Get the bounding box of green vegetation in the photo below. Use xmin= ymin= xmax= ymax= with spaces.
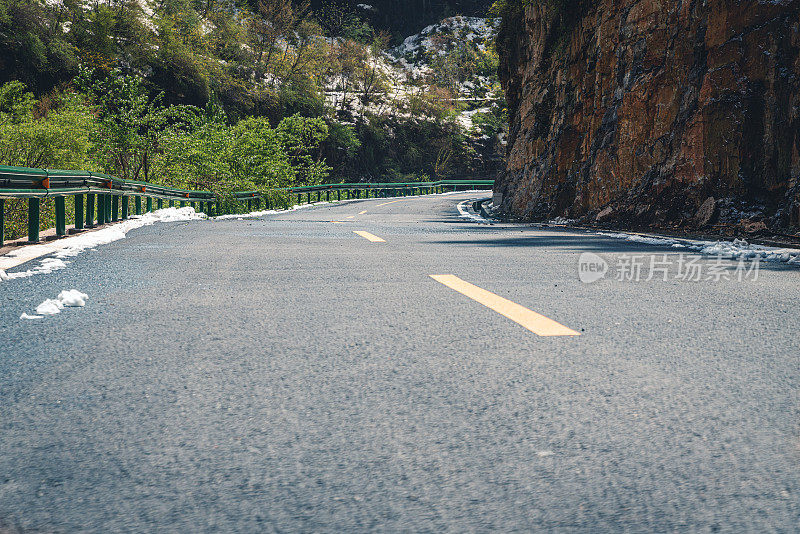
xmin=0 ymin=0 xmax=502 ymax=239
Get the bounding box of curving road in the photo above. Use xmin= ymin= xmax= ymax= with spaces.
xmin=0 ymin=192 xmax=798 ymax=532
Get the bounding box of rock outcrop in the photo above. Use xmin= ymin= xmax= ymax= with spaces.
xmin=495 ymin=0 xmax=800 ymax=234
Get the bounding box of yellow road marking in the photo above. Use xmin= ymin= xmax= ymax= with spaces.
xmin=346 ymin=215 xmax=355 ymax=219
xmin=359 ymin=210 xmax=368 ymax=215
xmin=429 ymin=275 xmax=580 ymax=337
xmin=376 ymin=199 xmax=407 ymax=207
xmin=331 ymin=221 xmax=345 ymax=224
xmin=354 ymin=231 xmax=386 ymax=242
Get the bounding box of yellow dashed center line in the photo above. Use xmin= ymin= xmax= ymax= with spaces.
xmin=346 ymin=215 xmax=355 ymax=219
xmin=376 ymin=199 xmax=407 ymax=207
xmin=359 ymin=210 xmax=368 ymax=215
xmin=429 ymin=274 xmax=580 ymax=337
xmin=354 ymin=231 xmax=386 ymax=242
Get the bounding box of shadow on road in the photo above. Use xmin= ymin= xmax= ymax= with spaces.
xmin=426 ymin=231 xmax=800 ymax=272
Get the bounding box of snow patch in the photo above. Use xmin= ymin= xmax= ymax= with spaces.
xmin=24 ymin=290 xmax=89 ymax=319
xmin=1 ymin=207 xmax=204 ymax=283
xmin=456 ymin=197 xmax=493 ymax=223
xmin=35 ymin=299 xmax=63 ymax=315
xmin=58 ymin=289 xmax=89 ymax=307
xmin=597 ymin=232 xmax=680 ymax=246
xmin=597 ymin=232 xmax=800 ymax=264
xmin=213 ymin=198 xmax=365 ymax=220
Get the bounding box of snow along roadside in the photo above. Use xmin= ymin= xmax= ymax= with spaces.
xmin=458 ymin=200 xmax=800 ymax=265
xmin=212 ymin=198 xmax=363 ymax=220
xmin=215 ymin=191 xmax=472 ymax=220
xmin=0 ymin=207 xmax=205 ymax=282
xmin=595 ymin=232 xmax=800 ymax=264
xmin=456 ymin=194 xmax=494 ymax=224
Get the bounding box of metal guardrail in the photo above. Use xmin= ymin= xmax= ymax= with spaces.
xmin=233 ymin=180 xmax=495 ymax=211
xmin=0 ymin=164 xmax=493 ymax=246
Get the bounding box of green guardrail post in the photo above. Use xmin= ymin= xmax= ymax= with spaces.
xmin=337 ymin=190 xmax=341 ymax=202
xmin=105 ymin=194 xmax=111 ymax=224
xmin=316 ymin=191 xmax=321 ymax=202
xmin=27 ymin=198 xmax=40 ymax=243
xmin=296 ymin=194 xmax=301 ymax=205
xmin=190 ymin=201 xmax=195 ymax=210
xmin=55 ymin=196 xmax=66 ymax=237
xmin=146 ymin=196 xmax=152 ymax=213
xmin=112 ymin=195 xmax=119 ymax=222
xmin=121 ymin=196 xmax=129 ymax=220
xmin=135 ymin=196 xmax=142 ymax=215
xmin=97 ymin=194 xmax=106 ymax=225
xmin=0 ymin=199 xmax=4 ymax=247
xmin=157 ymin=198 xmax=163 ymax=210
xmin=86 ymin=193 xmax=95 ymax=228
xmin=73 ymin=195 xmax=83 ymax=231
xmin=96 ymin=194 xmax=103 ymax=225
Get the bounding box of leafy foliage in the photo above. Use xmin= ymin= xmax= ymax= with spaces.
xmin=0 ymin=84 xmax=96 ymax=169
xmin=0 ymin=0 xmax=503 ymax=237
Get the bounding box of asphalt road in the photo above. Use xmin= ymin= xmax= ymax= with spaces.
xmin=1 ymin=193 xmax=798 ymax=532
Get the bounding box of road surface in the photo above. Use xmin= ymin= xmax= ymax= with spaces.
xmin=1 ymin=192 xmax=798 ymax=532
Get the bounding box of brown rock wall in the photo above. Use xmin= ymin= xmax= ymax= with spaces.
xmin=496 ymin=0 xmax=800 ymax=232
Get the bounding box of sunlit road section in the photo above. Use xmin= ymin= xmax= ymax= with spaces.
xmin=0 ymin=192 xmax=797 ymax=532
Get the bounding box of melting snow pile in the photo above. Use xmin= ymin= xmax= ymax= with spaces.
xmin=597 ymin=233 xmax=800 ymax=264
xmin=21 ymin=290 xmax=89 ymax=320
xmin=1 ymin=207 xmax=204 ymax=283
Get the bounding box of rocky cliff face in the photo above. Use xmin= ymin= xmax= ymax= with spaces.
xmin=495 ymin=0 xmax=800 ymax=234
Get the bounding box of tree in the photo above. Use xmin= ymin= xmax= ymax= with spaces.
xmin=247 ymin=0 xmax=297 ymax=77
xmin=231 ymin=117 xmax=296 ymax=189
xmin=276 ymin=114 xmax=330 ymax=185
xmin=0 ymin=81 xmax=96 ymax=169
xmin=77 ymin=67 xmax=169 ymax=181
